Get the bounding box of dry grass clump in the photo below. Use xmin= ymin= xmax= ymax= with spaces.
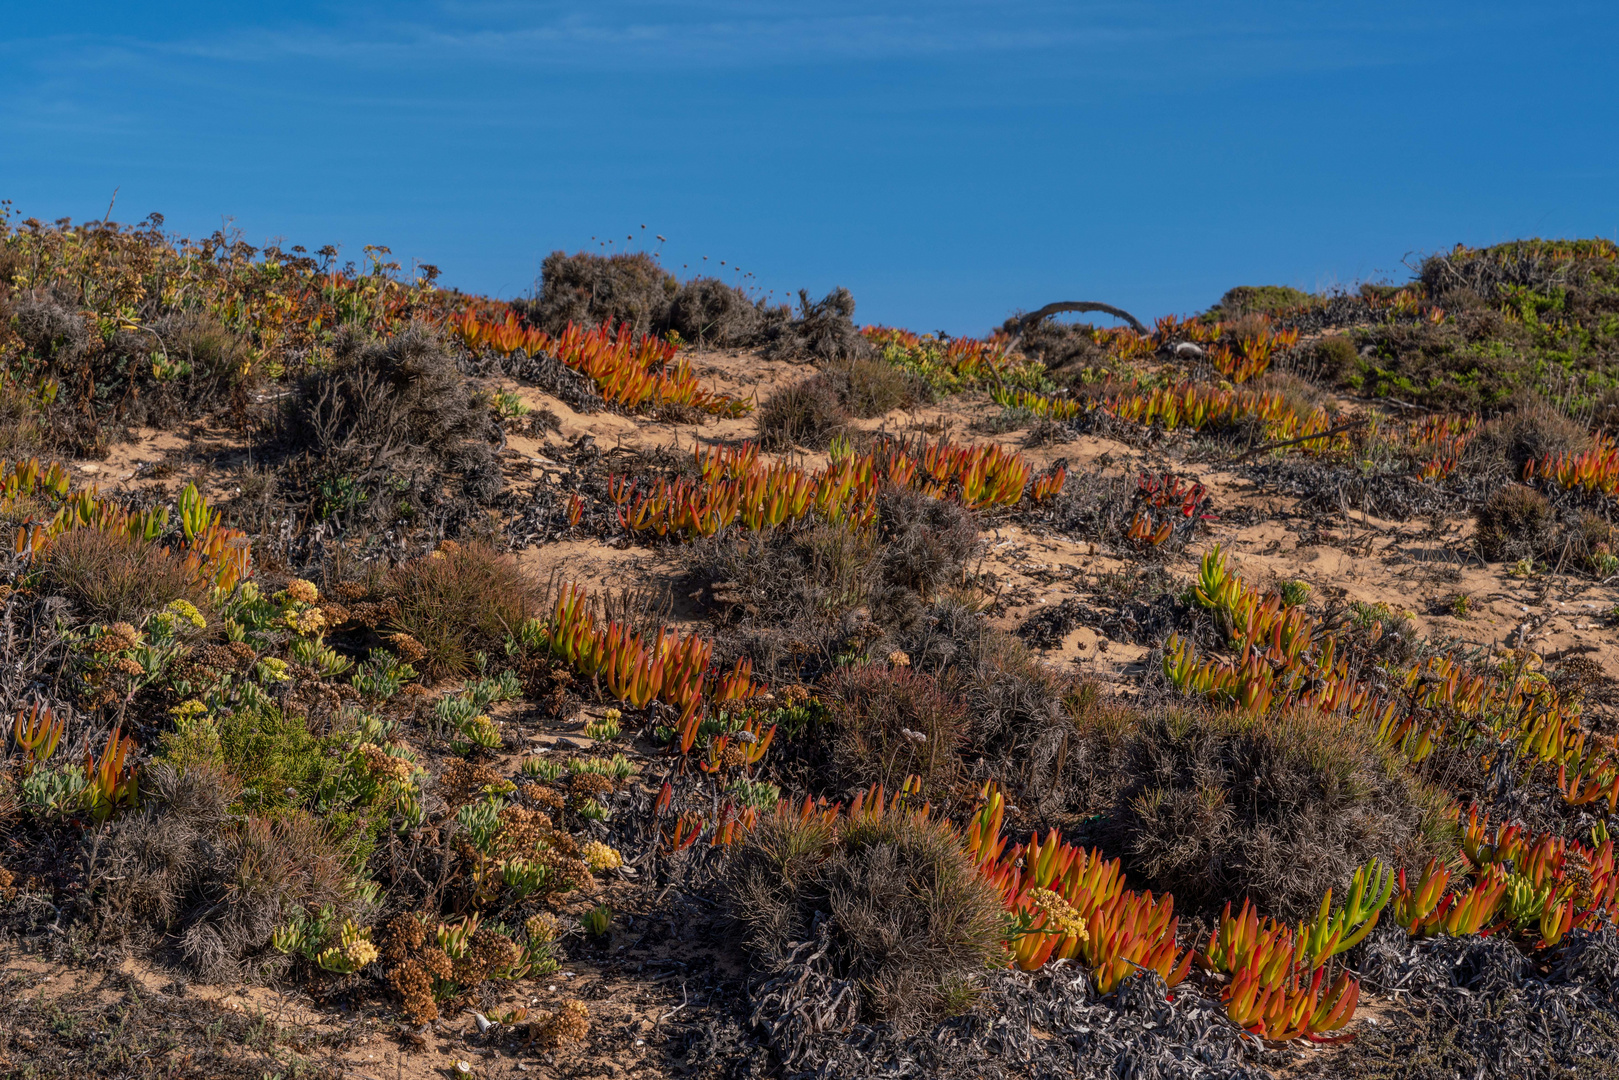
xmin=1466 ymin=397 xmax=1590 ymax=480
xmin=726 ymin=808 xmax=1003 ymax=1029
xmin=666 ymin=276 xmax=778 ymax=348
xmin=520 ymin=250 xmax=678 ymax=337
xmin=755 ymin=375 xmax=849 ymax=450
xmin=86 ymin=781 xmax=363 ymax=982
xmin=1473 ymin=484 xmax=1558 ymax=563
xmin=827 ymin=664 xmax=968 ymax=790
xmin=822 ymin=357 xmax=929 ymax=418
xmin=762 ymin=287 xmax=873 ymax=363
xmin=385 ymin=541 xmax=541 ymax=681
xmin=1081 ymin=705 xmax=1450 ymax=921
xmin=43 ymin=527 xmax=211 ymax=623
xmin=288 ymin=323 xmax=502 ymax=511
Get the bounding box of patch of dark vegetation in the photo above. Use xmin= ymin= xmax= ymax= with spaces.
xmin=995 ymin=313 xmax=1113 ymax=378
xmin=285 ymin=323 xmax=504 ymax=522
xmin=1072 ymin=706 xmax=1453 ymax=921
xmin=751 ymin=965 xmax=1266 ymax=1079
xmin=1474 ymin=484 xmax=1558 ymax=563
xmin=667 ymin=275 xmax=783 ymax=348
xmin=0 ymin=965 xmax=347 ymax=1079
xmin=517 ymin=250 xmax=678 ymax=338
xmin=726 ymin=804 xmax=1004 ymax=1032
xmin=755 ymin=374 xmax=849 ymax=450
xmin=762 ymin=287 xmax=874 ymax=363
xmin=1307 ymin=926 xmax=1619 ymax=1079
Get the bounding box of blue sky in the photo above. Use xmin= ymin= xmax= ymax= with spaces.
xmin=3 ymin=2 xmax=1616 ymax=335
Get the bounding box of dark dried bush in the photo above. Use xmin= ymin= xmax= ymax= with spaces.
xmin=691 ymin=522 xmax=876 ymax=678
xmin=996 ymin=314 xmax=1109 ymax=375
xmin=178 ymin=811 xmax=360 ymax=981
xmin=1474 ymin=484 xmax=1557 ymax=562
xmin=726 ymin=807 xmax=1004 ymax=1030
xmin=1466 ymin=397 xmax=1590 ymax=481
xmin=287 ymin=323 xmax=502 ymax=511
xmin=666 ymin=276 xmax=768 ymax=347
xmin=827 ymin=664 xmax=969 ymax=791
xmin=822 ymin=358 xmax=928 ymax=418
xmin=83 ymin=761 xmax=360 ymax=981
xmin=756 ymin=375 xmax=848 ymax=450
xmin=385 ymin=542 xmax=542 ymax=681
xmin=762 ymin=287 xmax=873 ymax=363
xmin=84 ymin=762 xmax=239 ymax=940
xmin=43 ymin=527 xmax=211 ymax=623
xmin=1079 ymin=706 xmax=1451 ymax=920
xmin=519 ymin=250 xmax=678 ymax=337
xmin=868 ymin=487 xmax=979 ymax=630
xmin=897 ymin=597 xmax=1073 ymax=806
xmin=9 ymin=287 xmax=90 ymax=365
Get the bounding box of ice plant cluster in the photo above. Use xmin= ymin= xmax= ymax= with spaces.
xmin=1525 ymin=432 xmax=1619 ymax=500
xmin=532 ymin=583 xmax=766 ymax=755
xmin=861 ymin=326 xmax=1043 ymax=393
xmin=609 ymin=436 xmax=1040 ymax=542
xmin=1165 ymin=548 xmax=1616 ymax=814
xmin=3 ymin=463 xmax=252 ymax=592
xmin=449 ymin=311 xmax=751 ymax=417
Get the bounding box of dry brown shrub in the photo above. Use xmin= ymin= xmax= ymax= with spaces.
xmin=725 ymin=808 xmax=1003 ymax=1031
xmin=43 ymin=527 xmax=210 ymax=623
xmin=828 ymin=664 xmax=968 ymax=791
xmin=384 ymin=542 xmax=541 ymax=681
xmin=755 ymin=375 xmax=848 ymax=450
xmin=1474 ymin=484 xmax=1557 ymax=562
xmin=1080 ymin=705 xmax=1452 ymax=921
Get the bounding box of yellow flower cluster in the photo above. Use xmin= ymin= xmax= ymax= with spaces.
xmin=1026 ymin=888 xmax=1089 ymax=942
xmin=525 ymin=912 xmax=563 ymax=944
xmin=170 ymin=698 xmax=208 ymax=720
xmin=580 ymin=839 xmax=623 ymax=873
xmin=258 ymin=656 xmax=291 ymax=682
xmin=344 ymin=938 xmax=380 ymax=967
xmin=166 ymin=599 xmax=207 ymax=629
xmin=285 ymin=606 xmax=327 ymax=636
xmin=283 ymin=579 xmax=320 ymax=605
